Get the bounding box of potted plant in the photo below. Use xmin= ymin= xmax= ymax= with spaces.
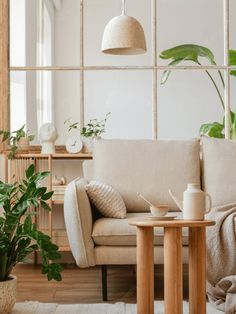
xmin=0 ymin=164 xmax=63 ymax=313
xmin=0 ymin=125 xmax=35 ymax=159
xmin=159 ymin=44 xmax=236 ymax=138
xmin=64 ymin=112 xmax=111 ymax=154
xmin=81 ymin=112 xmax=111 ymax=153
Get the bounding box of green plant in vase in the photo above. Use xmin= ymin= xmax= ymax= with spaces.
xmin=0 ymin=164 xmax=63 ymax=312
xmin=81 ymin=112 xmax=111 ymax=153
xmin=159 ymin=44 xmax=236 ymax=139
xmin=81 ymin=112 xmax=111 ymax=138
xmin=0 ymin=124 xmax=35 ymax=159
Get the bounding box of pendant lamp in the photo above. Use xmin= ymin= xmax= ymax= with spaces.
xmin=101 ymin=0 xmax=147 ymax=55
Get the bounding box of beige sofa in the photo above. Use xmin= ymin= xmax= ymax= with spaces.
xmin=64 ymin=138 xmax=233 ymax=300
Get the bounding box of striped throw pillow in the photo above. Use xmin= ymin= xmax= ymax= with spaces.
xmin=85 ymin=181 xmax=126 ymax=218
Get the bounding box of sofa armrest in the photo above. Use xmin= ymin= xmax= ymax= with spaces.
xmin=64 ymin=178 xmax=95 ymax=267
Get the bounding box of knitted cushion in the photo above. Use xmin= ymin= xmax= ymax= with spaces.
xmin=85 ymin=181 xmax=126 ymax=218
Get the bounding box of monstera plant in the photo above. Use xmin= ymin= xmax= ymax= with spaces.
xmin=160 ymin=44 xmax=236 ymax=139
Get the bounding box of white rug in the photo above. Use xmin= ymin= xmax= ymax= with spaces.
xmin=13 ymin=301 xmax=222 ymax=314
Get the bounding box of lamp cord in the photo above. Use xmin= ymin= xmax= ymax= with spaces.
xmin=122 ymin=0 xmax=126 ymax=15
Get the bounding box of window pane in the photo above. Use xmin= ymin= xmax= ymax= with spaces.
xmin=84 ymin=70 xmax=153 ymax=139
xmin=10 ymin=0 xmax=80 ymax=66
xmin=157 ymin=70 xmax=224 ymax=139
xmin=157 ymin=0 xmax=224 ymax=66
xmin=84 ymin=0 xmax=152 ymax=66
xmin=10 ymin=71 xmax=81 ymax=145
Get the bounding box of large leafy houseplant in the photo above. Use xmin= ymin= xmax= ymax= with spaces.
xmin=0 ymin=164 xmax=63 ymax=282
xmin=160 ymin=44 xmax=236 ymax=139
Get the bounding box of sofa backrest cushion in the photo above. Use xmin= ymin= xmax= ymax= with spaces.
xmin=92 ymin=139 xmax=200 ymax=212
xmin=202 ymin=137 xmax=236 ymax=206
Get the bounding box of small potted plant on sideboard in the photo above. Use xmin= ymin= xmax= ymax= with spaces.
xmin=0 ymin=164 xmax=63 ymax=313
xmin=0 ymin=124 xmax=35 ymax=159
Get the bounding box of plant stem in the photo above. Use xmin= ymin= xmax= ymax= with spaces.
xmin=212 ymin=61 xmax=225 ymax=89
xmin=218 ymin=70 xmax=225 ymax=88
xmin=0 ymin=254 xmax=7 ymax=281
xmin=205 ymin=70 xmax=225 ymax=109
xmin=197 ymin=61 xmax=225 ymax=109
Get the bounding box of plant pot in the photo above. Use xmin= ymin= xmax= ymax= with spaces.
xmin=82 ymin=136 xmax=101 ymax=154
xmin=0 ymin=275 xmax=17 ymax=314
xmin=17 ymin=137 xmax=30 ymax=151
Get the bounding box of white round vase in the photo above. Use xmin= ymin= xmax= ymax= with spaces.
xmin=82 ymin=136 xmax=101 ymax=154
xmin=0 ymin=275 xmax=17 ymax=314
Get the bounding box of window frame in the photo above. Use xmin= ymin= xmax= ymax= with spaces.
xmin=0 ymin=0 xmax=234 ymax=151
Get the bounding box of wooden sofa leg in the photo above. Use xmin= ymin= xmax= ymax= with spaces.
xmin=102 ymin=265 xmax=108 ymax=301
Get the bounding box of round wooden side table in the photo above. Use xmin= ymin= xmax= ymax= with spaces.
xmin=128 ymin=218 xmax=215 ymax=314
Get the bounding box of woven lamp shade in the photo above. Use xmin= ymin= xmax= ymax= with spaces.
xmin=101 ymin=14 xmax=147 ymax=55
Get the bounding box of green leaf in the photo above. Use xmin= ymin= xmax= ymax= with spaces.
xmin=24 ymin=215 xmax=32 ymax=234
xmin=161 ymin=59 xmax=183 ymax=85
xmin=231 ymin=108 xmax=236 ymax=139
xmin=41 ymin=191 xmax=54 ymax=201
xmin=34 ymin=187 xmax=47 ymax=197
xmin=222 ymin=111 xmax=234 ymax=127
xmin=46 ymin=251 xmax=61 ymax=260
xmin=2 ymin=131 xmax=10 ymax=142
xmin=160 ymin=44 xmax=216 ymax=65
xmin=26 ymin=164 xmax=35 ymax=179
xmin=27 ymin=135 xmax=35 ymax=142
xmin=30 ymin=199 xmax=39 ymax=208
xmin=41 ymin=242 xmax=59 ymax=251
xmin=30 ymin=172 xmax=50 ymax=183
xmin=199 ymin=122 xmax=224 ymax=138
xmin=229 ymin=50 xmax=236 ymax=77
xmin=40 ymin=200 xmax=51 ymax=211
xmin=229 ymin=50 xmax=236 ymax=65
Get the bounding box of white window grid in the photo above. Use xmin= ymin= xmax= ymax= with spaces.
xmin=9 ymin=0 xmax=235 ymax=139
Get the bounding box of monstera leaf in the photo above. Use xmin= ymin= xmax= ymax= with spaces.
xmin=160 ymin=44 xmax=236 ymax=139
xmin=160 ymin=44 xmax=216 ymax=64
xmin=160 ymin=44 xmax=217 ymax=85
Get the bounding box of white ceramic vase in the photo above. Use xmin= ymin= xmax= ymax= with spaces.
xmin=0 ymin=275 xmax=17 ymax=314
xmin=82 ymin=136 xmax=101 ymax=154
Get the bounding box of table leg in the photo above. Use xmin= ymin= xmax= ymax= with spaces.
xmin=189 ymin=227 xmax=206 ymax=314
xmin=136 ymin=226 xmax=154 ymax=314
xmin=164 ymin=227 xmax=183 ymax=314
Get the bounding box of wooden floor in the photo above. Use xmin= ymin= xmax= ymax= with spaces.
xmin=13 ymin=264 xmax=189 ymax=304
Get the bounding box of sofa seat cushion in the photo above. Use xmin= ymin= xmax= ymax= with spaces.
xmin=92 ymin=212 xmax=188 ymax=246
